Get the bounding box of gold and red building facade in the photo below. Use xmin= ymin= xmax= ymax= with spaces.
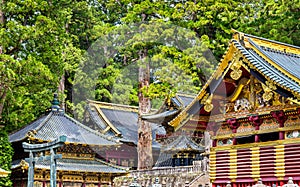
xmin=210 ymin=107 xmax=300 ymax=186
xmin=166 ymin=31 xmax=300 ymax=187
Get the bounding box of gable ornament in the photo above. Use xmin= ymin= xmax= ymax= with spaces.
xmin=201 ymin=93 xmax=214 ymax=112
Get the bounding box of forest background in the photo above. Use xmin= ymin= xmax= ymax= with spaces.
xmin=0 ymin=0 xmax=299 ymax=186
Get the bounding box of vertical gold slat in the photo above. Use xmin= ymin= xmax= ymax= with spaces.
xmin=210 ymin=151 xmax=217 ymax=183
xmin=274 ymin=145 xmax=285 ymax=180
xmin=229 ymin=149 xmax=237 ymax=182
xmin=251 ymin=147 xmax=260 ymax=180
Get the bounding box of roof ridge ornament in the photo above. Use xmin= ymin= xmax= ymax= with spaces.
xmin=51 ymin=93 xmax=64 ymax=113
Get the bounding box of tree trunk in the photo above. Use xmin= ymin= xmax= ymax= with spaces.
xmin=0 ymin=0 xmax=5 ymax=119
xmin=58 ymin=73 xmax=65 ymax=109
xmin=0 ymin=0 xmax=4 ymax=25
xmin=137 ymin=49 xmax=153 ymax=170
xmin=0 ymin=89 xmax=7 ymax=119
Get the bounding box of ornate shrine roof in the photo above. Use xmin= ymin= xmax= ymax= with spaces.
xmin=9 ymin=97 xmax=119 ymax=146
xmin=233 ymin=39 xmax=300 ymax=97
xmin=12 ymin=158 xmax=127 ymax=174
xmin=169 ymin=31 xmax=300 ymax=131
xmin=162 ymin=135 xmax=204 ymax=153
xmin=85 ymin=100 xmax=166 ymax=148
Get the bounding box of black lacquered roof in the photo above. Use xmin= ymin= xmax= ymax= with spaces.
xmin=9 ymin=111 xmax=118 ymax=146
xmin=141 ymin=94 xmax=194 ymax=123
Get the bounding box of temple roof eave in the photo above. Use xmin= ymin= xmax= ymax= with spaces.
xmin=233 ymin=39 xmax=300 ymax=97
xmin=162 ymin=135 xmax=205 ymax=153
xmin=12 ymin=158 xmax=128 ymax=174
xmin=141 ymin=109 xmax=181 ymax=123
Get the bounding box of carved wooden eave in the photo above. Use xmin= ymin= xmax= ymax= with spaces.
xmin=169 ymin=30 xmax=300 ymax=132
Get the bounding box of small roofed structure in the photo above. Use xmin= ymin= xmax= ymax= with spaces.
xmin=154 ymin=134 xmax=204 ymax=168
xmin=9 ymin=94 xmax=128 ymax=186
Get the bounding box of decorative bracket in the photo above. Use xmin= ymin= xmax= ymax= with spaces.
xmin=271 ymin=110 xmax=287 ymax=127
xmin=262 ymin=81 xmax=276 ymax=101
xmin=227 ymin=118 xmax=240 ymax=133
xmin=248 ymin=115 xmax=263 ymax=130
xmin=230 ymin=52 xmax=244 ymax=80
xmin=201 ymin=93 xmax=214 ymax=112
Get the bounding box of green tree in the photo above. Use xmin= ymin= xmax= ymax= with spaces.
xmin=0 ymin=130 xmax=13 ymax=187
xmin=0 ymin=0 xmax=85 ymax=132
xmin=242 ymin=0 xmax=300 ymax=46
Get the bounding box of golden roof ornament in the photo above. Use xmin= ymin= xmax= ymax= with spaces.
xmin=201 ymin=94 xmax=214 ymax=112
xmin=229 ymin=52 xmax=244 ymax=80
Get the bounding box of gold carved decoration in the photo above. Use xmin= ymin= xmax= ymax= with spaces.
xmin=262 ymin=92 xmax=273 ymax=102
xmin=230 ymin=68 xmax=243 ymax=80
xmin=201 ymin=94 xmax=214 ymax=112
xmin=261 ymin=81 xmax=276 ymax=101
xmin=230 ymin=52 xmax=244 ymax=80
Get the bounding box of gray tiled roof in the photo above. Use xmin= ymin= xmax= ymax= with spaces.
xmin=12 ymin=158 xmax=127 ymax=173
xmin=232 ymin=39 xmax=300 ymax=95
xmin=100 ymin=108 xmax=165 ymax=148
xmin=177 ymin=94 xmax=194 ymax=107
xmin=153 ymin=152 xmax=173 ymax=168
xmin=162 ymin=135 xmax=204 ymax=153
xmin=141 ymin=110 xmax=180 ymax=122
xmin=9 ymin=111 xmax=118 ymax=146
xmin=87 ymin=104 xmax=165 ymax=148
xmin=87 ymin=106 xmax=108 ymax=131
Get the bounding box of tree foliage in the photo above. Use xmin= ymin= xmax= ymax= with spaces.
xmin=0 ymin=130 xmax=13 ymax=187
xmin=242 ymin=0 xmax=300 ymax=46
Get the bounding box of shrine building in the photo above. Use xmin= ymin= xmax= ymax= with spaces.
xmin=167 ymin=30 xmax=300 ymax=187
xmin=9 ymin=94 xmax=128 ymax=187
